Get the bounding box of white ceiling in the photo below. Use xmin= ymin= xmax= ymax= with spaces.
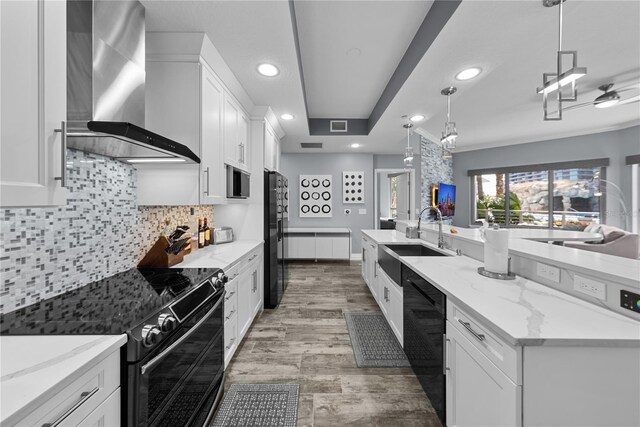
xmin=143 ymin=0 xmax=640 ymax=155
xmin=294 ymin=0 xmax=432 ymax=118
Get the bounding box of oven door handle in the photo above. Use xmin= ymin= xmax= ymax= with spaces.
xmin=141 ymin=295 xmax=223 ymax=376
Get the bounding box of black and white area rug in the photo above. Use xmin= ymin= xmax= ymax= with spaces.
xmin=212 ymin=384 xmax=299 ymax=427
xmin=344 ymin=312 xmax=410 ymax=368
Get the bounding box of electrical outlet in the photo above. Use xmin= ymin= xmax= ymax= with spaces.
xmin=536 ymin=262 xmax=560 ymax=283
xmin=574 ymin=275 xmax=607 ymax=300
xmin=359 ymin=208 xmax=367 ymax=215
xmin=344 ymin=209 xmax=351 ymax=215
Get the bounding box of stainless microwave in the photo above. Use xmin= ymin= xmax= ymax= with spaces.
xmin=227 ymin=166 xmax=250 ymax=199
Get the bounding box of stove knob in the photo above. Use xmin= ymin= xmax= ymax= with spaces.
xmin=158 ymin=313 xmax=177 ymax=332
xmin=217 ymin=272 xmax=228 ymax=284
xmin=141 ymin=325 xmax=161 ymax=347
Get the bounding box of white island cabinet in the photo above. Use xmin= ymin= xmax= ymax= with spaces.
xmin=1 ymin=335 xmax=126 ymax=427
xmin=1 ymin=0 xmax=67 ymax=207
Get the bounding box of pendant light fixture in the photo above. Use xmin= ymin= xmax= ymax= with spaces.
xmin=440 ymin=86 xmax=458 ymax=151
xmin=537 ymin=0 xmax=587 ymax=120
xmin=403 ymin=123 xmax=414 ymax=167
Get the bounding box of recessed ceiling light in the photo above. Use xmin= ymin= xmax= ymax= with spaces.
xmin=350 ymin=143 xmax=361 ymax=148
xmin=280 ymin=113 xmax=294 ymax=120
xmin=455 ymin=67 xmax=482 ymax=81
xmin=257 ymin=63 xmax=279 ymax=77
xmin=409 ymin=115 xmax=425 ymax=122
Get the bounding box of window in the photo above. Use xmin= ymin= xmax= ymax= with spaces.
xmin=470 ymin=161 xmax=607 ymax=229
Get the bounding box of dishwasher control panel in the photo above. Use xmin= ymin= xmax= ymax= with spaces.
xmin=620 ymin=290 xmax=640 ymax=313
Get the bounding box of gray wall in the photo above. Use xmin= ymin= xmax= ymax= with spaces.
xmin=452 ymin=126 xmax=640 ymax=229
xmin=280 ymin=153 xmax=375 ymax=253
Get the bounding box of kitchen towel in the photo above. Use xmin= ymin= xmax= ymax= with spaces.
xmin=484 ymin=228 xmax=510 ymax=274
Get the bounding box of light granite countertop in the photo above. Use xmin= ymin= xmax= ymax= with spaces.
xmin=176 ymin=240 xmax=264 ymax=270
xmin=0 ymin=334 xmax=126 ymax=425
xmin=362 ymin=229 xmax=640 ymax=347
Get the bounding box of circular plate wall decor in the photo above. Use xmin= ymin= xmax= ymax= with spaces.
xmin=342 ymin=171 xmax=365 ymax=204
xmin=299 ymin=174 xmax=332 ymax=218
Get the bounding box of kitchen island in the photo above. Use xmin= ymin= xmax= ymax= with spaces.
xmin=361 ymin=228 xmax=640 ymax=427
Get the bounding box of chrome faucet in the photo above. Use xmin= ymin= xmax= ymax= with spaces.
xmin=416 ymin=206 xmax=445 ymax=249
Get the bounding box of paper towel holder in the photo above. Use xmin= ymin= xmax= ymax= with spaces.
xmin=477 ymin=257 xmax=516 ymax=280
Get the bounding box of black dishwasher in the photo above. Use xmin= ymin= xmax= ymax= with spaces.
xmin=402 ymin=264 xmax=446 ymax=425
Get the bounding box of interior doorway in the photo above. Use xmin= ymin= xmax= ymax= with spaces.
xmin=374 ymin=168 xmax=415 ymax=229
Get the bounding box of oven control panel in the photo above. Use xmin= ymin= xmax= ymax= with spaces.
xmin=620 ymin=290 xmax=640 ymax=313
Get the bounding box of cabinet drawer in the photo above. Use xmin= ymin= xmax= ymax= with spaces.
xmin=447 ymin=302 xmax=521 ymax=384
xmin=224 ymin=280 xmax=238 ymax=322
xmin=224 ymin=314 xmax=238 ymax=368
xmin=226 ymin=246 xmax=262 ymax=279
xmin=17 ymin=350 xmax=120 ymax=427
xmin=78 ymin=388 xmax=120 ymax=427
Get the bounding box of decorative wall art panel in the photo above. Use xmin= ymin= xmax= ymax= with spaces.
xmin=299 ymin=174 xmax=332 ymax=218
xmin=342 ymin=171 xmax=365 ymax=204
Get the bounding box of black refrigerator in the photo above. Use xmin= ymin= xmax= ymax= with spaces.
xmin=264 ymin=171 xmax=288 ymax=308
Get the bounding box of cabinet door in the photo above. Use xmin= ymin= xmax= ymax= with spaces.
xmin=1 ymin=0 xmax=67 ymax=207
xmin=250 ymin=261 xmax=262 ymax=315
xmin=274 ymin=138 xmax=281 ymax=172
xmin=369 ymin=259 xmax=379 ymax=300
xmin=223 ymin=95 xmax=239 ymax=167
xmin=378 ymin=272 xmax=390 ymax=318
xmin=446 ymin=321 xmax=521 ymax=427
xmin=236 ymin=269 xmax=252 ymax=339
xmin=264 ymin=122 xmax=275 ymax=171
xmin=315 ymin=237 xmax=333 ymax=259
xmin=332 ymin=237 xmax=350 ymax=260
xmin=298 ymin=237 xmax=316 ymax=259
xmin=200 ymin=66 xmax=225 ymax=203
xmin=388 ymin=281 xmax=403 ymax=344
xmin=361 ymin=243 xmax=368 ymax=284
xmin=237 ymin=111 xmax=250 ymax=171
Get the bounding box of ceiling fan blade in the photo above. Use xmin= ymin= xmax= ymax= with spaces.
xmin=617 ymin=95 xmax=640 ymax=105
xmin=563 ymin=101 xmax=593 ymax=111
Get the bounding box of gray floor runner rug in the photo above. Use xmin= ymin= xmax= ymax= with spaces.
xmin=212 ymin=384 xmax=299 ymax=427
xmin=344 ymin=312 xmax=410 ymax=368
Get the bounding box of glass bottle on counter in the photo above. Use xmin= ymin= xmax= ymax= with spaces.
xmin=198 ymin=219 xmax=205 ymax=249
xmin=204 ymin=218 xmax=212 ymax=246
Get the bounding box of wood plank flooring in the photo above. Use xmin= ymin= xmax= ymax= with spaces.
xmin=224 ymin=262 xmax=442 ymax=426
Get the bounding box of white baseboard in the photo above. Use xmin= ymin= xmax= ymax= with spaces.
xmin=350 ymin=253 xmax=362 ymax=262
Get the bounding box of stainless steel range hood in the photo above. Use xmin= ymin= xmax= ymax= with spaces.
xmin=66 ymin=0 xmax=199 ymax=164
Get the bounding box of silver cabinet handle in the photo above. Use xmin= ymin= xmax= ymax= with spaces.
xmin=42 ymin=386 xmax=99 ymax=427
xmin=362 ymin=248 xmax=365 ymax=262
xmin=204 ymin=167 xmax=210 ymax=195
xmin=443 ymin=334 xmax=450 ymax=375
xmin=142 ymin=297 xmax=222 ymax=375
xmin=374 ymin=261 xmax=378 ymax=278
xmin=53 ymin=121 xmax=67 ymax=188
xmin=225 ymin=309 xmax=236 ymax=321
xmin=224 ymin=291 xmax=236 ymax=301
xmin=248 ymin=254 xmax=258 ymax=261
xmin=225 ymin=337 xmax=236 ymax=350
xmin=458 ymin=319 xmax=486 ymax=342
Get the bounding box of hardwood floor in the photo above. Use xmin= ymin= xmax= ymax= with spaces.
xmin=224 ymin=261 xmax=442 ymax=426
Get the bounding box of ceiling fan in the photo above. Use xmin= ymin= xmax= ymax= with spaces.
xmin=564 ymin=82 xmax=640 ymax=111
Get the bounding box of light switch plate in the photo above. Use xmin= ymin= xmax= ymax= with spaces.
xmin=574 ymin=275 xmax=607 ymax=300
xmin=359 ymin=209 xmax=366 ymax=215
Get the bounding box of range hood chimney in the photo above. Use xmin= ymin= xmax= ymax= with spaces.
xmin=66 ymin=0 xmax=199 ymax=164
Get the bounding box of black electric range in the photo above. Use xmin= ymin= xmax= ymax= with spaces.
xmin=0 ymin=267 xmax=229 ymax=426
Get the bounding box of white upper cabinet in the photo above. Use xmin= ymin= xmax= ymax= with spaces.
xmin=138 ymin=61 xmax=225 ymax=205
xmin=259 ymin=108 xmax=284 ymax=173
xmin=1 ymin=0 xmax=67 ymax=207
xmin=223 ymin=95 xmax=250 ymax=172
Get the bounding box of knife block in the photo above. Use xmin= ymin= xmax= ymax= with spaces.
xmin=138 ymin=236 xmax=189 ymax=268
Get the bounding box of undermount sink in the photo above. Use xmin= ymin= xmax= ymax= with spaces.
xmin=378 ymin=244 xmax=447 ymax=285
xmin=382 ymin=244 xmax=447 ymax=257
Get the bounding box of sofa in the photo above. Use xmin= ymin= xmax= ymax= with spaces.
xmin=564 ymin=224 xmax=640 ymax=259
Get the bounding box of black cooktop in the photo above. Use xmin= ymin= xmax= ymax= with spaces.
xmin=0 ymin=267 xmax=220 ymax=335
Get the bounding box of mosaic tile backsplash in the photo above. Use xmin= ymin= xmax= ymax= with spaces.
xmin=0 ymin=149 xmax=213 ymax=314
xmin=420 ymin=136 xmax=454 ymax=224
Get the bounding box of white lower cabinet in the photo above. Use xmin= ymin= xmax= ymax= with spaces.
xmin=224 ymin=245 xmax=264 ymax=368
xmin=377 ymin=268 xmax=403 ymax=344
xmin=16 ymin=349 xmax=121 ymax=427
xmin=446 ymin=320 xmax=521 ymax=427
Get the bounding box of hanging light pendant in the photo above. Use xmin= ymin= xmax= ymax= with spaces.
xmin=403 ymin=123 xmax=414 ymax=167
xmin=440 ymin=86 xmax=458 ymax=151
xmin=537 ymin=0 xmax=587 ymax=120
